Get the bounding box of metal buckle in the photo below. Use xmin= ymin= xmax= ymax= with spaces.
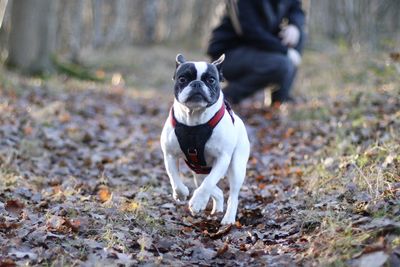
xmin=188 ymin=148 xmax=198 ymax=156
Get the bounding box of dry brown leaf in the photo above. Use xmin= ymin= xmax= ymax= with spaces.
xmin=258 ymin=183 xmax=266 ymax=190
xmin=215 ymin=242 xmax=229 ymax=258
xmin=23 ymin=125 xmax=33 ymax=135
xmin=5 ymin=200 xmax=24 ymax=216
xmin=0 ymin=258 xmax=16 ymax=267
xmin=209 ymin=224 xmax=232 ymax=239
xmin=97 ymin=185 xmax=111 ymax=203
xmin=0 ymin=222 xmax=20 ymax=231
xmin=63 ymin=218 xmax=81 ymax=233
xmin=58 ymin=112 xmax=71 ymax=123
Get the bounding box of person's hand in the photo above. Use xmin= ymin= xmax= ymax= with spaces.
xmin=279 ymin=24 xmax=300 ymax=47
xmin=287 ymin=48 xmax=302 ymax=67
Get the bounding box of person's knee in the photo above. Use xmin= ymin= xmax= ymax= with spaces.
xmin=257 ymin=55 xmax=294 ymax=84
xmin=253 ymin=54 xmax=294 ymax=81
xmin=275 ymin=56 xmax=295 ymax=80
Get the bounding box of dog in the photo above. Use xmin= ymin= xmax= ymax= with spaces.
xmin=160 ymin=54 xmax=250 ymax=224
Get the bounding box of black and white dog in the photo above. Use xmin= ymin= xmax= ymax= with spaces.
xmin=160 ymin=54 xmax=250 ymax=224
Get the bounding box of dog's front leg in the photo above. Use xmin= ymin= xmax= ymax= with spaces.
xmin=164 ymin=154 xmax=189 ymax=201
xmin=188 ymin=154 xmax=230 ymax=214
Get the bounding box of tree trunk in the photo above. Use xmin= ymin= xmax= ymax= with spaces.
xmin=92 ymin=0 xmax=104 ymax=48
xmin=0 ymin=0 xmax=10 ymax=56
xmin=105 ymin=0 xmax=128 ymax=46
xmin=142 ymin=0 xmax=159 ymax=43
xmin=7 ymin=0 xmax=59 ymax=74
xmin=67 ymin=0 xmax=84 ymax=63
xmin=0 ymin=0 xmax=8 ymax=28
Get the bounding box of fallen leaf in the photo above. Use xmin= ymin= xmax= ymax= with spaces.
xmin=354 ymin=251 xmax=389 ymax=267
xmin=284 ymin=127 xmax=295 ymax=138
xmin=209 ymin=224 xmax=232 ymax=239
xmin=155 ymin=239 xmax=174 ymax=253
xmin=191 ymin=246 xmax=216 ymax=261
xmin=8 ymin=248 xmax=38 ymax=260
xmin=63 ymin=218 xmax=81 ymax=232
xmin=214 ymin=242 xmax=229 ymax=258
xmin=0 ymin=258 xmax=16 ymax=267
xmin=23 ymin=125 xmax=33 ymax=135
xmin=58 ymin=112 xmax=71 ymax=123
xmin=97 ymin=185 xmax=112 ymax=203
xmin=5 ymin=200 xmax=24 ymax=216
xmin=0 ymin=222 xmax=20 ymax=231
xmin=137 ymin=234 xmax=153 ymax=250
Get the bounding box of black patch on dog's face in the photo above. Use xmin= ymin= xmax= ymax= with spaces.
xmin=174 ymin=63 xmax=196 ymax=100
xmin=200 ymin=64 xmax=221 ymax=105
xmin=174 ymin=62 xmax=221 ymax=107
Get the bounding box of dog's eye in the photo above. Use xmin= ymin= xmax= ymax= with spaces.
xmin=207 ymin=77 xmax=216 ymax=84
xmin=178 ymin=77 xmax=187 ymax=83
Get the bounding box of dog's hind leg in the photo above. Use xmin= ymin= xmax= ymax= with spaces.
xmin=221 ymin=142 xmax=249 ymax=225
xmin=193 ymin=173 xmax=224 ymax=214
xmin=221 ymin=159 xmax=245 ymax=224
xmin=211 ymin=186 xmax=224 ymax=214
xmin=193 ymin=173 xmax=202 ymax=188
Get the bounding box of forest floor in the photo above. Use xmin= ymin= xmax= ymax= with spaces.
xmin=0 ymin=46 xmax=399 ymax=266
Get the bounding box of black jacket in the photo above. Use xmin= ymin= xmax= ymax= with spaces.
xmin=207 ymin=0 xmax=305 ymax=59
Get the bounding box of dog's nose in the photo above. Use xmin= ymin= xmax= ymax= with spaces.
xmin=190 ymin=80 xmax=203 ymax=89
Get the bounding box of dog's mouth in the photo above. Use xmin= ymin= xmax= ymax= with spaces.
xmin=186 ymin=92 xmax=208 ymax=103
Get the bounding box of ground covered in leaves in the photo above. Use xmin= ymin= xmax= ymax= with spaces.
xmin=0 ymin=47 xmax=399 ymax=266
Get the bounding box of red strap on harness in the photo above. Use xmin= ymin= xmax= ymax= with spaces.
xmin=170 ymin=102 xmax=226 ymax=128
xmin=170 ymin=109 xmax=177 ymax=127
xmin=184 ymin=159 xmax=212 ymax=174
xmin=208 ymin=104 xmax=225 ymax=127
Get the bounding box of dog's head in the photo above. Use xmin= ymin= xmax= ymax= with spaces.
xmin=173 ymin=54 xmax=225 ymax=110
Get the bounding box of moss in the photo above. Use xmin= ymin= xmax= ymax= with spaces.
xmin=53 ymin=57 xmax=105 ymax=82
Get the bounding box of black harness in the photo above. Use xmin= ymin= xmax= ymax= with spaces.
xmin=170 ymin=100 xmax=235 ymax=174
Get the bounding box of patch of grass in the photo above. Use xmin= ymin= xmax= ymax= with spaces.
xmin=120 ymin=200 xmax=141 ymax=213
xmin=290 ymin=104 xmax=331 ymax=122
xmin=295 ymin=50 xmax=399 ymax=263
xmin=372 ymin=206 xmax=390 ymax=219
xmin=53 ymin=57 xmax=105 ymax=82
xmin=342 ymin=70 xmax=368 ymax=85
xmin=0 ymin=67 xmax=26 ymax=97
xmin=304 ymin=163 xmax=337 ymax=196
xmin=128 ymin=200 xmax=166 ymax=234
xmin=306 ymin=212 xmax=374 ymax=265
xmin=0 ymin=166 xmax=20 ymax=188
xmin=101 ymin=186 xmax=167 ymax=237
xmin=101 ymin=223 xmax=129 ymax=251
xmin=368 ymin=63 xmax=397 ymax=80
xmin=19 ymin=139 xmax=44 ymax=158
xmin=392 ymin=237 xmax=400 ymax=247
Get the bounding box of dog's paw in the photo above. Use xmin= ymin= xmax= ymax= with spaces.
xmin=173 ymin=184 xmax=189 ymax=201
xmin=188 ymin=188 xmax=210 ymax=214
xmin=220 ymin=215 xmax=235 ymax=225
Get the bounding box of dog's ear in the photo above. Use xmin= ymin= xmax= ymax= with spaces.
xmin=176 ymin=54 xmax=186 ymax=67
xmin=212 ymin=54 xmax=225 ymax=82
xmin=212 ymin=54 xmax=225 ymax=67
xmin=173 ymin=54 xmax=186 ymax=80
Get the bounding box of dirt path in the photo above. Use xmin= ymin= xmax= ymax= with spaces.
xmin=0 ymin=49 xmax=399 ymax=266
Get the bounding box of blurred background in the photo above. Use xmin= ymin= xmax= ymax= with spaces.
xmin=0 ymin=3 xmax=399 ymax=265
xmin=0 ymin=0 xmax=399 ymax=81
